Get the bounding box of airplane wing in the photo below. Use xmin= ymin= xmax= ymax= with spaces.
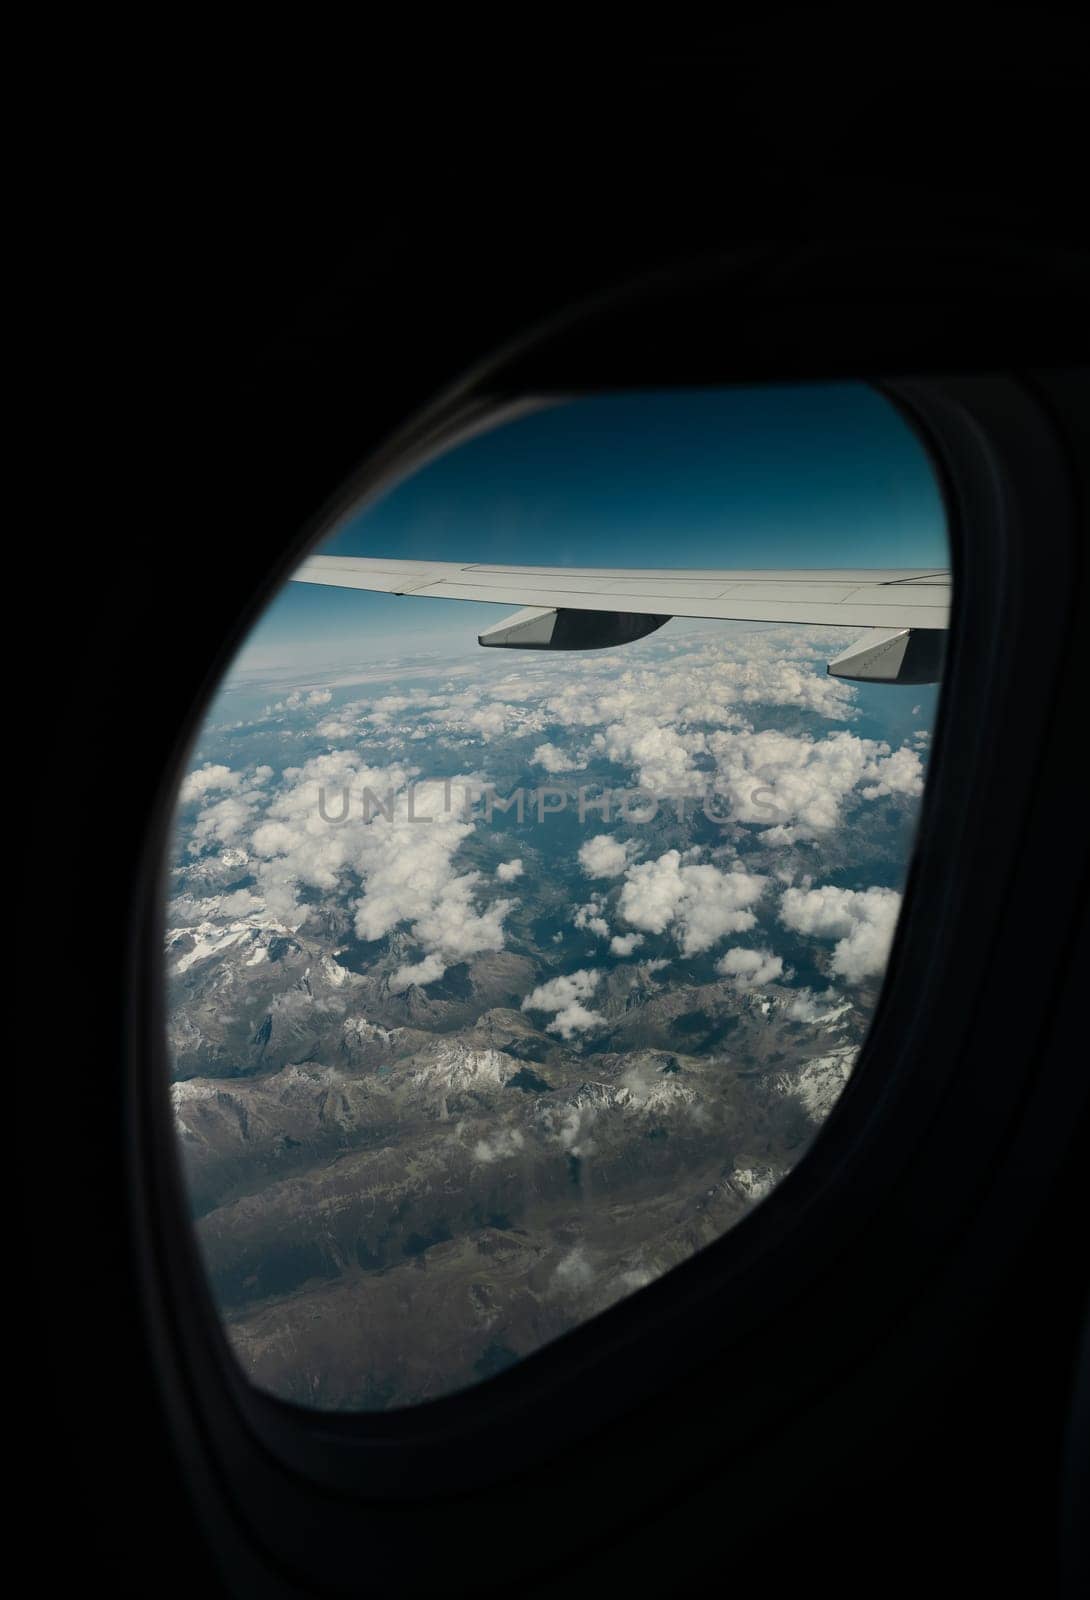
xmin=292 ymin=555 xmax=952 ymax=683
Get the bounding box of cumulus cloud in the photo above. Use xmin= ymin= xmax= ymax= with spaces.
xmin=522 ymin=968 xmax=606 ymax=1039
xmin=552 ymin=1246 xmax=594 ymax=1291
xmin=784 ymin=987 xmax=849 ymax=1023
xmin=239 ymin=754 xmax=517 ymax=988
xmin=716 ymin=946 xmax=784 ymax=987
xmin=595 ymin=720 xmax=708 ymax=795
xmin=858 ymin=744 xmax=925 ymax=799
xmin=187 ymin=788 xmax=266 ymax=850
xmin=173 ymin=625 xmax=928 ymax=1011
xmin=215 ymin=888 xmax=266 ymax=918
xmin=472 ymin=1128 xmax=525 ymax=1164
xmin=503 ymin=634 xmax=920 ymax=833
xmin=434 ymin=700 xmax=511 ymax=740
xmin=266 ymin=687 xmax=335 ymax=714
xmin=780 ymin=884 xmax=902 ymax=982
xmin=387 ymin=870 xmax=514 ymax=988
xmin=541 ymin=628 xmax=859 ymax=739
xmin=618 ymin=850 xmax=767 ymax=955
xmin=539 ymin=1099 xmax=600 ymax=1158
xmin=532 ymin=741 xmax=584 ymax=773
xmin=431 ymin=690 xmax=546 ymax=743
xmin=578 ymin=834 xmax=630 ymax=877
xmin=574 ymin=901 xmax=610 ymax=939
xmin=179 ymin=763 xmax=242 ymax=804
xmin=705 ymin=727 xmax=924 ymax=839
xmin=388 ymin=953 xmax=446 ymax=993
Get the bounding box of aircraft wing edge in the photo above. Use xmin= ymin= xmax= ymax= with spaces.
xmin=292 ymin=555 xmax=951 ymax=632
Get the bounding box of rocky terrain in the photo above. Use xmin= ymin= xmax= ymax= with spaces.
xmin=170 ymin=924 xmax=861 ymax=1409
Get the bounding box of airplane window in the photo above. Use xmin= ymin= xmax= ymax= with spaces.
xmin=166 ymin=386 xmax=950 ymax=1410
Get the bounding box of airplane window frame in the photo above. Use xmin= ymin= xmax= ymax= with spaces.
xmin=163 ymin=377 xmax=959 ymax=1420
xmin=126 ymin=254 xmax=1084 ymax=1582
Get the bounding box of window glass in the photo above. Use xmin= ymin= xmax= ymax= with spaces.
xmin=166 ymin=386 xmax=949 ymax=1409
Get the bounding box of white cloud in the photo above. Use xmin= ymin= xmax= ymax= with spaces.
xmin=238 ymin=754 xmax=517 ymax=988
xmin=618 ymin=849 xmax=767 ymax=955
xmin=578 ymin=834 xmax=630 ymax=877
xmin=532 ymin=741 xmax=583 ymax=773
xmin=859 ymin=744 xmax=924 ymax=799
xmin=179 ymin=763 xmax=242 ymax=804
xmin=522 ymin=968 xmax=606 ymax=1038
xmin=175 ymin=626 xmax=927 ymax=1010
xmin=432 ymin=690 xmax=546 ymax=743
xmin=267 ymin=687 xmax=335 ymax=714
xmin=784 ymin=987 xmax=850 ymax=1023
xmin=472 ymin=1128 xmax=525 ymax=1164
xmin=493 ymin=634 xmax=922 ymax=834
xmin=540 ymin=628 xmax=860 ymax=740
xmin=596 ymin=720 xmax=708 ymax=795
xmin=540 ymin=1101 xmax=595 ymax=1155
xmin=435 ymin=700 xmax=511 ymax=740
xmin=574 ymin=902 xmax=610 ymax=939
xmin=388 ymin=953 xmax=446 ymax=993
xmin=780 ymin=884 xmax=902 ymax=983
xmin=389 ymin=871 xmax=514 ymax=986
xmin=716 ymin=946 xmax=784 ymax=987
xmin=188 ymin=790 xmax=264 ymax=850
xmin=216 ymin=888 xmax=265 ymax=918
xmin=705 ymin=727 xmax=924 ymax=838
xmin=552 ymin=1246 xmax=594 ymax=1291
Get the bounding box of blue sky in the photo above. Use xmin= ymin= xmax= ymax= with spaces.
xmin=234 ymin=384 xmax=948 ymax=673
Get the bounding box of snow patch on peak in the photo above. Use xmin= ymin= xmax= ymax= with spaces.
xmin=730 ymin=1164 xmax=781 ymax=1203
xmin=342 ymin=1015 xmax=399 ymax=1045
xmin=406 ymin=1044 xmax=517 ymax=1094
xmin=617 ymin=1059 xmax=700 ymax=1113
xmin=319 ymin=953 xmax=351 ymax=987
xmin=789 ymin=1047 xmax=857 ymax=1120
xmin=166 ymin=916 xmax=297 ymax=975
